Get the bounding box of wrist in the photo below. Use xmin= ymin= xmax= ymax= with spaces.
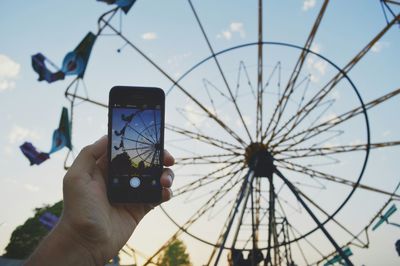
xmin=25 ymin=219 xmax=100 ymax=266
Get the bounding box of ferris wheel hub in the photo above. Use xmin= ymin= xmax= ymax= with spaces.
xmin=245 ymin=142 xmax=275 ymax=178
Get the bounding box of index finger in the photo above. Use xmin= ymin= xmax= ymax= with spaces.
xmin=69 ymin=135 xmax=108 ymax=175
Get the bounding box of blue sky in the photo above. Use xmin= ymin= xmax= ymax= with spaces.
xmin=0 ymin=0 xmax=400 ymax=265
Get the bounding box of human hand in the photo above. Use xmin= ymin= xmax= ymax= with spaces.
xmin=26 ymin=135 xmax=174 ymax=265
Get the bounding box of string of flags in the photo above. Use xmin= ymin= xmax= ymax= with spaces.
xmin=25 ymin=1 xmax=138 ymax=165
xmin=20 ymin=107 xmax=72 ymax=165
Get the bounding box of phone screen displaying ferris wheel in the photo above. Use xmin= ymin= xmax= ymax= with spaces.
xmin=107 ymin=86 xmax=165 ymax=203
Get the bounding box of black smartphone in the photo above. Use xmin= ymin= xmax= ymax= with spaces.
xmin=107 ymin=86 xmax=165 ymax=203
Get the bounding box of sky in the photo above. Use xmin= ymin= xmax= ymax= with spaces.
xmin=0 ymin=0 xmax=400 ymax=265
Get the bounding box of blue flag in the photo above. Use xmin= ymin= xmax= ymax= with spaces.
xmin=97 ymin=0 xmax=137 ymax=14
xmin=31 ymin=53 xmax=65 ymax=83
xmin=20 ymin=142 xmax=50 ymax=165
xmin=49 ymin=107 xmax=72 ymax=154
xmin=61 ymin=32 xmax=97 ymax=78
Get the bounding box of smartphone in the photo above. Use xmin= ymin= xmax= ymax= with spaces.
xmin=107 ymin=86 xmax=165 ymax=203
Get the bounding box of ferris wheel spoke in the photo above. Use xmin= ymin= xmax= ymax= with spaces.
xmin=150 ymin=149 xmax=157 ymax=166
xmin=213 ymin=170 xmax=256 ymax=265
xmin=128 ymin=149 xmax=152 ymax=162
xmin=270 ymin=98 xmax=336 ymax=149
xmin=187 ymin=0 xmax=254 ymax=143
xmin=100 ymin=17 xmax=248 ymax=148
xmin=183 ymin=171 xmax=244 ymax=213
xmin=269 ymin=95 xmax=337 ymax=150
xmin=274 ymin=195 xmax=323 ymax=265
xmin=153 ymin=109 xmax=159 ymax=142
xmin=146 ymin=179 xmax=244 ymax=266
xmin=272 ymin=87 xmax=400 ymax=149
xmin=176 ymin=107 xmax=206 ymax=135
xmin=126 ymin=125 xmax=155 ymax=144
xmin=174 ymin=164 xmax=243 ymax=197
xmin=296 ymin=187 xmax=368 ymax=248
xmin=141 ymin=149 xmax=154 ymax=164
xmin=166 ymin=124 xmax=242 ymax=153
xmin=276 ymin=140 xmax=400 ymax=160
xmin=176 ymin=160 xmax=243 ymax=166
xmin=277 ymin=161 xmax=400 ymax=199
xmin=274 ymin=168 xmax=354 ymax=266
xmin=122 ymin=136 xmax=153 ymax=146
xmin=124 ymin=147 xmax=153 ymax=151
xmin=137 ymin=111 xmax=157 ymax=143
xmin=255 ymin=0 xmax=264 ymax=141
xmin=262 ymin=0 xmax=330 ymax=143
xmin=175 ymin=153 xmax=239 ymax=165
xmin=267 ymin=15 xmax=399 ymax=145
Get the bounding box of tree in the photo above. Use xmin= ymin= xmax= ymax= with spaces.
xmin=158 ymin=239 xmax=192 ymax=266
xmin=3 ymin=200 xmax=63 ymax=259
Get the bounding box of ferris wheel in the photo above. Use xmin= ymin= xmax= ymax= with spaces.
xmin=113 ymin=108 xmax=162 ymax=168
xmin=28 ymin=0 xmax=400 ymax=265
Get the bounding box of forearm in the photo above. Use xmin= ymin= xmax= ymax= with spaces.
xmin=25 ymin=221 xmax=99 ymax=266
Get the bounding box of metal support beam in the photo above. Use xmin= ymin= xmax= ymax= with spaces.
xmin=275 ymin=168 xmax=354 ymax=266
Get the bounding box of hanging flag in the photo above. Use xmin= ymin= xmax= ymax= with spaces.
xmin=31 ymin=53 xmax=65 ymax=83
xmin=372 ymin=204 xmax=397 ymax=231
xmin=49 ymin=107 xmax=72 ymax=154
xmin=39 ymin=212 xmax=59 ymax=230
xmin=324 ymin=247 xmax=353 ymax=266
xmin=61 ymin=32 xmax=97 ymax=78
xmin=97 ymin=0 xmax=137 ymax=14
xmin=20 ymin=142 xmax=50 ymax=166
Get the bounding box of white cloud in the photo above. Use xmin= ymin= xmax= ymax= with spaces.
xmin=371 ymin=41 xmax=390 ymax=53
xmin=141 ymin=32 xmax=157 ymax=41
xmin=313 ymin=60 xmax=327 ymax=75
xmin=217 ymin=22 xmax=245 ymax=40
xmin=306 ymin=58 xmax=327 ymax=82
xmin=230 ymin=22 xmax=246 ymax=38
xmin=310 ymin=42 xmax=322 ymax=53
xmin=222 ymin=30 xmax=232 ymax=40
xmin=8 ymin=125 xmax=41 ymax=144
xmin=0 ymin=54 xmax=20 ymax=92
xmin=184 ymin=104 xmax=205 ymax=126
xmin=24 ymin=184 xmax=40 ymax=192
xmin=167 ymin=52 xmax=191 ymax=68
xmin=383 ymin=130 xmax=391 ymax=137
xmin=303 ymin=0 xmax=316 ymax=11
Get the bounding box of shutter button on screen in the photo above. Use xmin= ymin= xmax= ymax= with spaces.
xmin=129 ymin=177 xmax=141 ymax=188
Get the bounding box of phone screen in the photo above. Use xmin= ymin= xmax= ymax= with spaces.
xmin=108 ymin=87 xmax=164 ymax=203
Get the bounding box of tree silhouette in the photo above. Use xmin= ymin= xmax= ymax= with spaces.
xmin=158 ymin=239 xmax=192 ymax=266
xmin=3 ymin=201 xmax=63 ymax=259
